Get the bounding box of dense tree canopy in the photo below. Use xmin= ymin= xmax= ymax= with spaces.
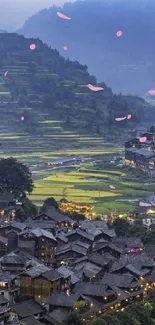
xmin=63 ymin=293 xmax=155 ymax=325
xmin=112 ymin=218 xmax=155 ymax=244
xmin=0 ymin=157 xmax=33 ymax=198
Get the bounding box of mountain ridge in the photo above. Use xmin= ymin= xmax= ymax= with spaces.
xmin=0 ymin=32 xmax=153 ymax=140
xmin=18 ymin=0 xmax=155 ymax=96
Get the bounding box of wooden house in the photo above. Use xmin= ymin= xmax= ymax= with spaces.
xmin=20 ymin=263 xmax=65 ymax=303
xmin=18 ymin=228 xmax=57 ymax=265
xmin=55 ymin=243 xmax=87 ymax=265
xmin=34 ymin=207 xmax=74 ymax=228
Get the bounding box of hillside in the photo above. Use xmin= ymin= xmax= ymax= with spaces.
xmin=0 ymin=32 xmax=153 ymax=141
xmin=18 ymin=0 xmax=155 ymax=96
xmin=0 ymin=32 xmax=153 ymax=213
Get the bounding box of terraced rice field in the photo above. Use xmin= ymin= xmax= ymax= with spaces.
xmin=0 ymin=75 xmax=153 ymax=215
xmin=28 ymin=164 xmax=155 ymax=214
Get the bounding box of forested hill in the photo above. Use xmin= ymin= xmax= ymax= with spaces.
xmin=18 ymin=0 xmax=155 ymax=96
xmin=0 ymin=32 xmax=153 ymax=136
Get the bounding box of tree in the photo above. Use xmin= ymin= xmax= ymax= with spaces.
xmin=63 ymin=311 xmax=83 ymax=325
xmin=150 ymin=125 xmax=155 ymax=133
xmin=21 ymin=197 xmax=38 ymax=219
xmin=112 ymin=218 xmax=130 ymax=236
xmin=91 ymin=318 xmax=107 ymax=325
xmin=40 ymin=197 xmax=58 ymax=213
xmin=0 ymin=157 xmax=33 ymax=198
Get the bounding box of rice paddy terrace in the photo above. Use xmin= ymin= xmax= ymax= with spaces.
xmin=0 ymin=33 xmax=154 ymax=214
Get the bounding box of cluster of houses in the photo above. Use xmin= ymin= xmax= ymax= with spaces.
xmin=125 ymin=131 xmax=155 ymax=171
xmin=0 ymin=203 xmax=154 ymax=325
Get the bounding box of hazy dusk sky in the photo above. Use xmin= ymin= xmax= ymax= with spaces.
xmin=0 ymin=0 xmax=75 ymax=30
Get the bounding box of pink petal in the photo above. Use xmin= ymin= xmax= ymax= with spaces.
xmin=87 ymin=84 xmax=104 ymax=91
xmin=115 ymin=117 xmax=126 ymax=121
xmin=63 ymin=46 xmax=68 ymax=51
xmin=110 ymin=185 xmax=115 ymax=190
xmin=148 ymin=89 xmax=155 ymax=95
xmin=116 ymin=30 xmax=123 ymax=37
xmin=127 ymin=114 xmax=131 ymax=119
xmin=139 ymin=137 xmax=147 ymax=143
xmin=30 ymin=44 xmax=36 ymax=50
xmin=21 ymin=116 xmax=24 ymax=121
xmin=4 ymin=71 xmax=8 ymax=77
xmin=57 ymin=12 xmax=71 ymax=20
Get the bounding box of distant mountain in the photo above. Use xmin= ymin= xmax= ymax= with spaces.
xmin=0 ymin=32 xmax=153 ymax=138
xmin=18 ymin=0 xmax=155 ymax=96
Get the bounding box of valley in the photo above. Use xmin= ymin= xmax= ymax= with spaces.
xmin=0 ymin=32 xmax=154 ymax=216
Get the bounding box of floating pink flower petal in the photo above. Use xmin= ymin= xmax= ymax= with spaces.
xmin=127 ymin=114 xmax=131 ymax=119
xmin=30 ymin=44 xmax=36 ymax=50
xmin=151 ymin=202 xmax=155 ymax=206
xmin=115 ymin=117 xmax=126 ymax=121
xmin=116 ymin=30 xmax=123 ymax=37
xmin=148 ymin=89 xmax=155 ymax=95
xmin=139 ymin=137 xmax=147 ymax=143
xmin=110 ymin=185 xmax=115 ymax=190
xmin=66 ymin=289 xmax=70 ymax=296
xmin=57 ymin=12 xmax=71 ymax=20
xmin=63 ymin=46 xmax=68 ymax=51
xmin=21 ymin=116 xmax=24 ymax=121
xmin=4 ymin=71 xmax=8 ymax=77
xmin=87 ymin=84 xmax=104 ymax=91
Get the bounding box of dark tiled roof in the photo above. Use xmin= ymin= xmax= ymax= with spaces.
xmin=95 ymin=242 xmax=123 ymax=254
xmin=126 ymin=264 xmax=150 ymax=276
xmin=88 ymin=253 xmax=113 ymax=267
xmin=66 ymin=229 xmax=94 ymax=241
xmin=12 ymin=316 xmax=43 ymax=325
xmin=23 ymin=264 xmax=50 ymax=278
xmin=19 ymin=228 xmax=56 ymax=242
xmin=12 ymin=299 xmax=45 ymax=318
xmin=144 ymin=245 xmax=155 ymax=257
xmin=38 ymin=207 xmax=73 ymax=223
xmin=0 ymin=252 xmax=25 ymax=265
xmin=0 ymin=270 xmax=16 ymax=281
xmin=112 ymin=237 xmax=143 ymax=249
xmin=56 ymin=243 xmax=87 ymax=256
xmin=147 ymin=267 xmax=155 ymax=282
xmin=47 ymin=292 xmax=82 ymax=307
xmin=56 ymin=233 xmax=68 ymax=243
xmin=44 ymin=309 xmax=68 ymax=325
xmin=56 ymin=266 xmax=80 ymax=284
xmin=79 ymin=220 xmax=109 ymax=231
xmin=0 ymin=193 xmax=14 ymax=202
xmin=75 ymin=262 xmax=102 ymax=279
xmin=0 ymin=235 xmax=7 ymax=244
xmin=9 ymin=221 xmax=26 ymax=231
xmin=101 ymin=273 xmax=141 ymax=288
xmin=73 ymin=281 xmax=112 ymax=297
xmin=0 ymin=295 xmax=8 ymax=305
xmin=42 ymin=269 xmax=63 ymax=281
xmin=76 ymin=241 xmax=91 ymax=250
xmin=24 ymin=220 xmax=55 ymax=230
xmin=111 ymin=253 xmax=154 ymax=272
xmin=126 ymin=148 xmax=155 ymax=158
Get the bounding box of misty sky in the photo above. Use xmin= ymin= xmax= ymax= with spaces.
xmin=0 ymin=0 xmax=74 ymax=31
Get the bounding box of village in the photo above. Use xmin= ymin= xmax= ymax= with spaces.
xmin=0 ymin=131 xmax=153 ymax=324
xmin=0 ymin=190 xmax=153 ymax=325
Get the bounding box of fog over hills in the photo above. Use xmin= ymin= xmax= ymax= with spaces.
xmin=18 ymin=0 xmax=155 ymax=95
